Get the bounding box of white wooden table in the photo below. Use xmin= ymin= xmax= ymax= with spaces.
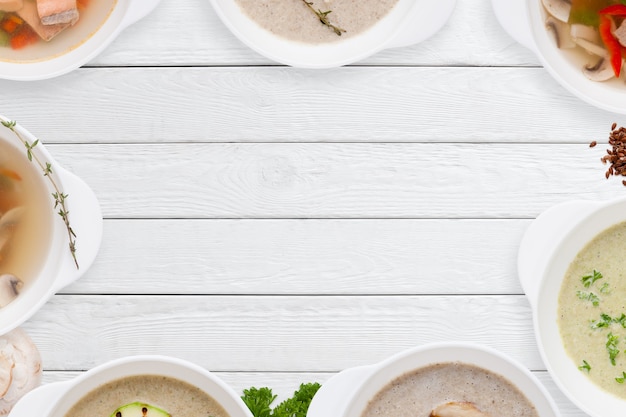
xmin=5 ymin=0 xmax=623 ymax=416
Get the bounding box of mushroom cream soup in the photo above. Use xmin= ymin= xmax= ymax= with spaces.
xmin=361 ymin=362 xmax=539 ymax=417
xmin=63 ymin=375 xmax=230 ymax=417
xmin=558 ymin=220 xmax=626 ymax=399
xmin=234 ymin=0 xmax=400 ymax=44
xmin=0 ymin=139 xmax=52 ymax=308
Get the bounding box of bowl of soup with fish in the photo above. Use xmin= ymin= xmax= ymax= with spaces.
xmin=0 ymin=0 xmax=161 ymax=80
xmin=0 ymin=117 xmax=102 ymax=335
xmin=307 ymin=342 xmax=560 ymax=417
xmin=8 ymin=356 xmax=254 ymax=417
xmin=518 ymin=197 xmax=626 ymax=417
xmin=492 ymin=0 xmax=626 ymax=113
xmin=208 ymin=0 xmax=456 ymax=68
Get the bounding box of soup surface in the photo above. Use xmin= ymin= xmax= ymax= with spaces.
xmin=0 ymin=138 xmax=52 ymax=306
xmin=63 ymin=374 xmax=230 ymax=417
xmin=361 ymin=362 xmax=539 ymax=417
xmin=0 ymin=0 xmax=116 ymax=62
xmin=559 ymin=221 xmax=626 ymax=398
xmin=234 ymin=0 xmax=400 ymax=44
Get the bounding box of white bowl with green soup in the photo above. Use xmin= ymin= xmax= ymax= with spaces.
xmin=518 ymin=197 xmax=626 ymax=417
xmin=7 ymin=356 xmax=254 ymax=417
xmin=208 ymin=0 xmax=457 ymax=68
xmin=0 ymin=117 xmax=102 ymax=335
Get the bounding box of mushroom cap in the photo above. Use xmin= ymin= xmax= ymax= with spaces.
xmin=0 ymin=328 xmax=42 ymax=416
xmin=542 ymin=0 xmax=572 ymax=23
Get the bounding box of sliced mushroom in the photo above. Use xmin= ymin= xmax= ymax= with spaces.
xmin=0 ymin=275 xmax=22 ymax=308
xmin=430 ymin=401 xmax=490 ymax=417
xmin=0 ymin=207 xmax=24 ymax=257
xmin=575 ymin=37 xmax=608 ymax=57
xmin=546 ymin=16 xmax=575 ymax=48
xmin=0 ymin=328 xmax=42 ymax=416
xmin=583 ymin=57 xmax=616 ymax=81
xmin=570 ymin=24 xmax=599 ymax=44
xmin=542 ymin=0 xmax=571 ymax=23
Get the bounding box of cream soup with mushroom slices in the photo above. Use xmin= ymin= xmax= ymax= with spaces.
xmin=0 ymin=138 xmax=52 ymax=308
xmin=63 ymin=375 xmax=230 ymax=417
xmin=234 ymin=0 xmax=400 ymax=44
xmin=558 ymin=220 xmax=626 ymax=399
xmin=361 ymin=362 xmax=539 ymax=417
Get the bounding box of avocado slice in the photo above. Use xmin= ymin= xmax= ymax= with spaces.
xmin=110 ymin=402 xmax=171 ymax=417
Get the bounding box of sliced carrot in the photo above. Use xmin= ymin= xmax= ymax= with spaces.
xmin=10 ymin=26 xmax=38 ymax=49
xmin=0 ymin=168 xmax=21 ymax=181
xmin=1 ymin=18 xmax=18 ymax=34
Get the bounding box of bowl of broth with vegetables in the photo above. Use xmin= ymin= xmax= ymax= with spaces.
xmin=492 ymin=0 xmax=626 ymax=113
xmin=0 ymin=117 xmax=102 ymax=336
xmin=208 ymin=0 xmax=456 ymax=68
xmin=0 ymin=0 xmax=161 ymax=80
xmin=307 ymin=342 xmax=560 ymax=417
xmin=518 ymin=197 xmax=626 ymax=417
xmin=8 ymin=356 xmax=254 ymax=417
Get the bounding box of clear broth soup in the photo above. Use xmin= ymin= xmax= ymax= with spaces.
xmin=0 ymin=137 xmax=52 ymax=307
xmin=0 ymin=0 xmax=117 ymax=62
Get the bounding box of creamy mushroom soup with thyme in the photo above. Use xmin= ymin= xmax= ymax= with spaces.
xmin=361 ymin=362 xmax=539 ymax=417
xmin=63 ymin=375 xmax=230 ymax=417
xmin=558 ymin=220 xmax=626 ymax=399
xmin=233 ymin=0 xmax=400 ymax=43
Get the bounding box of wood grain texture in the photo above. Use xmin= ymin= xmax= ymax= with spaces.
xmin=45 ymin=143 xmax=615 ymax=219
xmin=0 ymin=67 xmax=616 ymax=144
xmin=70 ymin=219 xmax=528 ymax=295
xmin=91 ymin=0 xmax=539 ymax=67
xmin=23 ymin=295 xmax=539 ymax=371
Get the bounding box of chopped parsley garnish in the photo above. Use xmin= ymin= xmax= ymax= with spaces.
xmin=617 ymin=372 xmax=626 ymax=383
xmin=592 ymin=313 xmax=614 ymax=329
xmin=579 ymin=360 xmax=592 ymax=372
xmin=582 ymin=270 xmax=603 ymax=288
xmin=577 ymin=291 xmax=600 ymax=306
xmin=607 ymin=333 xmax=620 ymax=366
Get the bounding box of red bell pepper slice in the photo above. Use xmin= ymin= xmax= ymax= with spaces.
xmin=600 ymin=4 xmax=626 ymax=16
xmin=599 ymin=14 xmax=623 ymax=77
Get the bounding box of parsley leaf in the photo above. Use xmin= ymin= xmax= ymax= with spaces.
xmin=242 ymin=383 xmax=321 ymax=417
xmin=579 ymin=360 xmax=592 ymax=372
xmin=241 ymin=387 xmax=275 ymax=417
xmin=617 ymin=372 xmax=626 ymax=383
xmin=607 ymin=333 xmax=620 ymax=366
xmin=582 ymin=270 xmax=603 ymax=288
xmin=591 ymin=313 xmax=613 ymax=329
xmin=577 ymin=291 xmax=600 ymax=306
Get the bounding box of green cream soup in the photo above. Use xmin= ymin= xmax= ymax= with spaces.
xmin=559 ymin=221 xmax=626 ymax=398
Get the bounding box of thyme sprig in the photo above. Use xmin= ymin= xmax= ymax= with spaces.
xmin=1 ymin=119 xmax=79 ymax=269
xmin=300 ymin=0 xmax=345 ymax=36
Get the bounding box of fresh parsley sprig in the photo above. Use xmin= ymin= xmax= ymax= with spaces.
xmin=582 ymin=270 xmax=603 ymax=288
xmin=242 ymin=383 xmax=321 ymax=417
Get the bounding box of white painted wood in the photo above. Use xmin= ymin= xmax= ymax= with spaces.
xmin=0 ymin=67 xmax=616 ymax=144
xmin=23 ymin=295 xmax=539 ymax=370
xmin=69 ymin=219 xmax=528 ymax=295
xmin=45 ymin=143 xmax=615 ymax=219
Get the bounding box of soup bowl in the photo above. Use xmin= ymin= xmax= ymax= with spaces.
xmin=518 ymin=197 xmax=626 ymax=417
xmin=208 ymin=0 xmax=456 ymax=68
xmin=7 ymin=355 xmax=254 ymax=417
xmin=307 ymin=342 xmax=560 ymax=417
xmin=0 ymin=117 xmax=102 ymax=335
xmin=0 ymin=0 xmax=161 ymax=80
xmin=492 ymin=0 xmax=626 ymax=114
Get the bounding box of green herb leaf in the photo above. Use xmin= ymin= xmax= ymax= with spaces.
xmin=600 ymin=282 xmax=611 ymax=294
xmin=241 ymin=387 xmax=276 ymax=417
xmin=577 ymin=291 xmax=600 ymax=306
xmin=582 ymin=270 xmax=603 ymax=288
xmin=617 ymin=371 xmax=626 ymax=383
xmin=242 ymin=383 xmax=321 ymax=417
xmin=579 ymin=360 xmax=592 ymax=372
xmin=607 ymin=332 xmax=620 ymax=366
xmin=592 ymin=313 xmax=614 ymax=329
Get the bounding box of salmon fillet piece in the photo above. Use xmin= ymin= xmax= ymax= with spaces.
xmin=0 ymin=0 xmax=23 ymax=12
xmin=37 ymin=0 xmax=78 ymax=25
xmin=17 ymin=0 xmax=71 ymax=41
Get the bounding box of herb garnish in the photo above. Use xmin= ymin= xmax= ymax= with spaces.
xmin=582 ymin=270 xmax=603 ymax=288
xmin=617 ymin=371 xmax=626 ymax=383
xmin=591 ymin=313 xmax=614 ymax=329
xmin=579 ymin=360 xmax=591 ymax=372
xmin=300 ymin=1 xmax=345 ymax=36
xmin=607 ymin=332 xmax=620 ymax=366
xmin=577 ymin=290 xmax=600 ymax=306
xmin=0 ymin=118 xmax=79 ymax=269
xmin=242 ymin=383 xmax=321 ymax=417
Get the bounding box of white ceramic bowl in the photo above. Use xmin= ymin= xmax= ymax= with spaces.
xmin=518 ymin=197 xmax=626 ymax=417
xmin=307 ymin=342 xmax=560 ymax=417
xmin=7 ymin=356 xmax=254 ymax=417
xmin=0 ymin=117 xmax=102 ymax=335
xmin=492 ymin=0 xmax=626 ymax=114
xmin=208 ymin=0 xmax=456 ymax=68
xmin=0 ymin=0 xmax=161 ymax=80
